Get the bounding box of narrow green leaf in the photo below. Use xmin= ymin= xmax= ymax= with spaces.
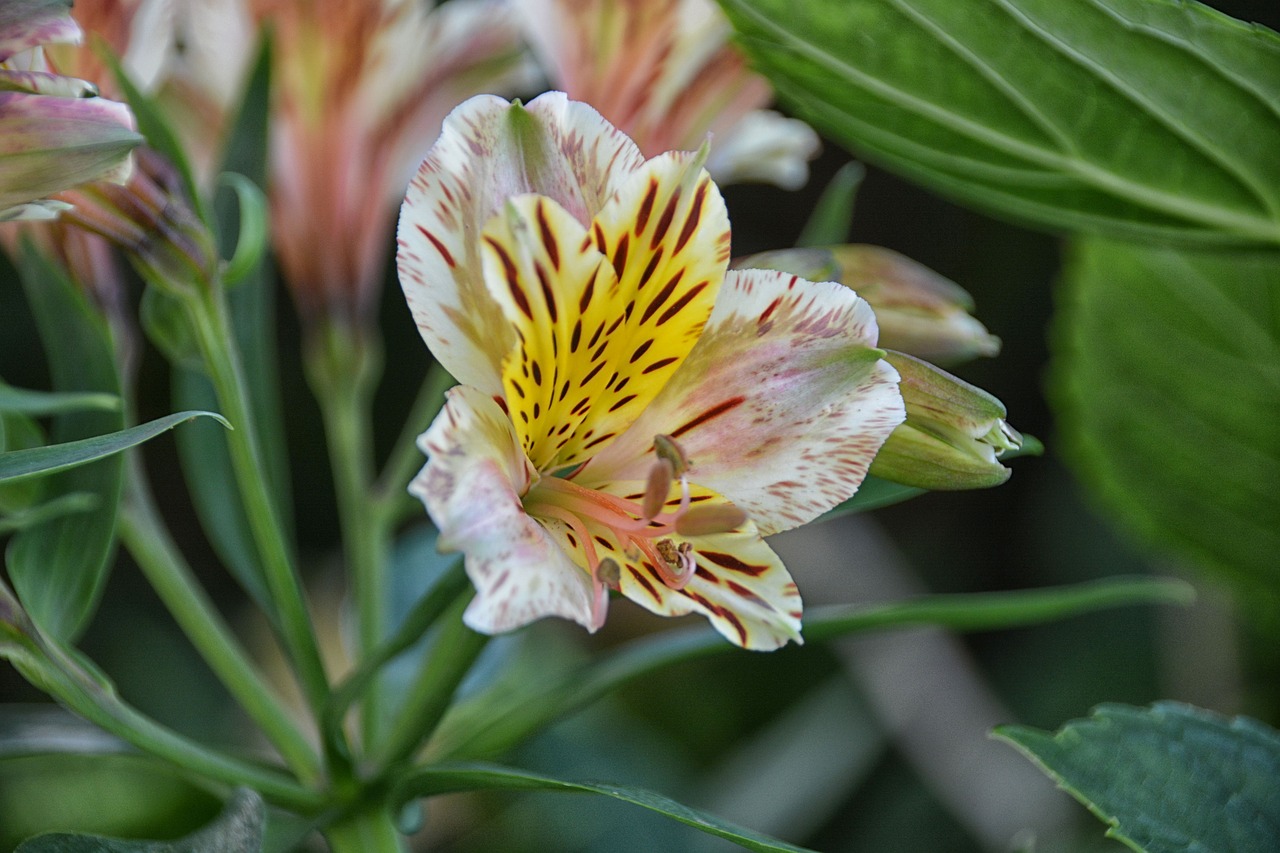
xmin=8 ymin=241 xmax=123 ymax=641
xmin=0 ymin=493 xmax=98 ymax=534
xmin=215 ymin=173 xmax=269 ymax=287
xmin=796 ymin=161 xmax=865 ymax=247
xmin=0 ymin=412 xmax=228 ymax=484
xmin=0 ymin=385 xmax=119 ymax=416
xmin=435 ymin=576 xmax=1192 ymax=760
xmin=16 ymin=788 xmax=265 ymax=853
xmin=994 ymin=702 xmax=1280 ymax=853
xmin=1050 ymin=239 xmax=1280 ymax=630
xmin=395 ymin=762 xmax=816 ymax=853
xmin=718 ymin=0 xmax=1280 ymax=246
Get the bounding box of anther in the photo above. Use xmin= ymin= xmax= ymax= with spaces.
xmin=642 ymin=458 xmax=674 ymax=519
xmin=675 ymin=504 xmax=748 ymax=536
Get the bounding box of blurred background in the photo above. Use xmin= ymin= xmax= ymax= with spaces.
xmin=2 ymin=0 xmax=1278 ymax=850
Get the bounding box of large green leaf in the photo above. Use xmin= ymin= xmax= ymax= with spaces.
xmin=1050 ymin=239 xmax=1280 ymax=627
xmin=995 ymin=702 xmax=1280 ymax=852
xmin=0 ymin=411 xmax=227 ymax=483
xmin=394 ymin=762 xmax=816 ymax=853
xmin=7 ymin=241 xmax=124 ymax=641
xmin=718 ymin=0 xmax=1280 ymax=246
xmin=15 ymin=788 xmax=264 ymax=853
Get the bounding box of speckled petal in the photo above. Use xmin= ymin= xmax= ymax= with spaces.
xmin=397 ymin=93 xmax=646 ymax=395
xmin=410 ymin=385 xmax=600 ymax=634
xmin=582 ymin=269 xmax=905 ymax=536
xmin=479 ymin=193 xmax=620 ymax=471
xmin=559 ymin=150 xmax=729 ymax=462
xmin=0 ymin=0 xmax=81 ymax=63
xmin=535 ymin=480 xmax=802 ymax=650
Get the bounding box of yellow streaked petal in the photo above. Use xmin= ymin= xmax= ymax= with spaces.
xmin=552 ymin=151 xmax=730 ymax=463
xmin=480 ymin=194 xmax=622 ymax=471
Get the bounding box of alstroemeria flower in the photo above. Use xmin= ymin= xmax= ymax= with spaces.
xmin=249 ymin=0 xmax=534 ymax=325
xmin=514 ymin=0 xmax=820 ymax=189
xmin=0 ymin=0 xmax=140 ymax=221
xmin=398 ymin=94 xmax=904 ymax=649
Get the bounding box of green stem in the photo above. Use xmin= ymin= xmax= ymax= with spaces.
xmin=436 ymin=575 xmax=1195 ymax=760
xmin=0 ymin=596 xmax=322 ymax=812
xmin=306 ymin=323 xmax=388 ymax=751
xmin=119 ymin=460 xmax=322 ymax=785
xmin=323 ymin=560 xmax=469 ymax=753
xmin=324 ymin=804 xmax=406 ymax=853
xmin=185 ymin=286 xmax=330 ymax=714
xmin=374 ymin=597 xmax=488 ymax=769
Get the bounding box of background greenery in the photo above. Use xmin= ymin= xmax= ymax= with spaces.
xmin=1 ymin=0 xmax=1278 ymax=849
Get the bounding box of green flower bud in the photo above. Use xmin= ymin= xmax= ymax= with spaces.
xmin=870 ymin=351 xmax=1022 ymax=490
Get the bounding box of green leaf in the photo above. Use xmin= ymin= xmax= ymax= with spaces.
xmin=15 ymin=788 xmax=265 ymax=853
xmin=434 ymin=576 xmax=1191 ymax=760
xmin=994 ymin=702 xmax=1280 ymax=852
xmin=1050 ymin=239 xmax=1280 ymax=629
xmin=215 ymin=173 xmax=269 ymax=287
xmin=172 ymin=37 xmax=288 ymax=612
xmin=394 ymin=762 xmax=817 ymax=853
xmin=796 ymin=161 xmax=865 ymax=247
xmin=0 ymin=493 xmax=98 ymax=534
xmin=0 ymin=411 xmax=228 ymax=484
xmin=0 ymin=384 xmax=119 ymax=416
xmin=8 ymin=241 xmax=124 ymax=641
xmin=718 ymin=0 xmax=1280 ymax=246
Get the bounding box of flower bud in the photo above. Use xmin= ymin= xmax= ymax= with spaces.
xmin=736 ymin=245 xmax=1000 ymax=364
xmin=0 ymin=1 xmax=140 ymax=221
xmin=59 ymin=148 xmax=218 ymax=294
xmin=870 ymin=351 xmax=1022 ymax=490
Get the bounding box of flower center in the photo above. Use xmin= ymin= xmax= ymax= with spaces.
xmin=522 ymin=434 xmax=746 ymax=624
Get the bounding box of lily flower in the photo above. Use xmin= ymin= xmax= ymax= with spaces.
xmin=398 ymin=93 xmax=904 ymax=649
xmin=252 ymin=0 xmax=534 ymax=326
xmin=0 ymin=0 xmax=140 ymax=221
xmin=514 ymin=0 xmax=820 ymax=189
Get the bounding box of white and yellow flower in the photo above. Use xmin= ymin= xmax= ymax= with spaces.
xmin=398 ymin=94 xmax=903 ymax=650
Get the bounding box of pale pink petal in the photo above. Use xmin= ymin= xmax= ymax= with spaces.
xmin=397 ymin=92 xmax=646 ymax=395
xmin=410 ymin=385 xmax=600 ymax=634
xmin=0 ymin=0 xmax=81 ymax=63
xmin=582 ymin=269 xmax=905 ymax=536
xmin=702 ymin=109 xmax=821 ymax=190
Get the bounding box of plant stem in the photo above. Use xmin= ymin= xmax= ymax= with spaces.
xmin=0 ymin=592 xmax=323 ymax=813
xmin=324 ymin=804 xmax=407 ymax=853
xmin=374 ymin=598 xmax=488 ymax=769
xmin=186 ymin=285 xmax=330 ymax=714
xmin=119 ymin=459 xmax=322 ymax=785
xmin=323 ymin=560 xmax=469 ymax=754
xmin=306 ymin=322 xmax=388 ymax=751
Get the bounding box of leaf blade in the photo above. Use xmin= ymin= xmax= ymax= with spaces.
xmin=994 ymin=702 xmax=1280 ymax=853
xmin=0 ymin=412 xmax=228 ymax=484
xmin=718 ymin=0 xmax=1280 ymax=245
xmin=395 ymin=762 xmax=817 ymax=853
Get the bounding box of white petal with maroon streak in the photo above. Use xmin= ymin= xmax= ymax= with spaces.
xmin=582 ymin=269 xmax=905 ymax=536
xmin=411 ymin=385 xmax=600 ymax=634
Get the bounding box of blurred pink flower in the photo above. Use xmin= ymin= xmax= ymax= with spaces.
xmin=516 ymin=0 xmax=819 ymax=189
xmin=0 ymin=0 xmax=140 ymax=221
xmin=252 ymin=0 xmax=534 ymax=325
